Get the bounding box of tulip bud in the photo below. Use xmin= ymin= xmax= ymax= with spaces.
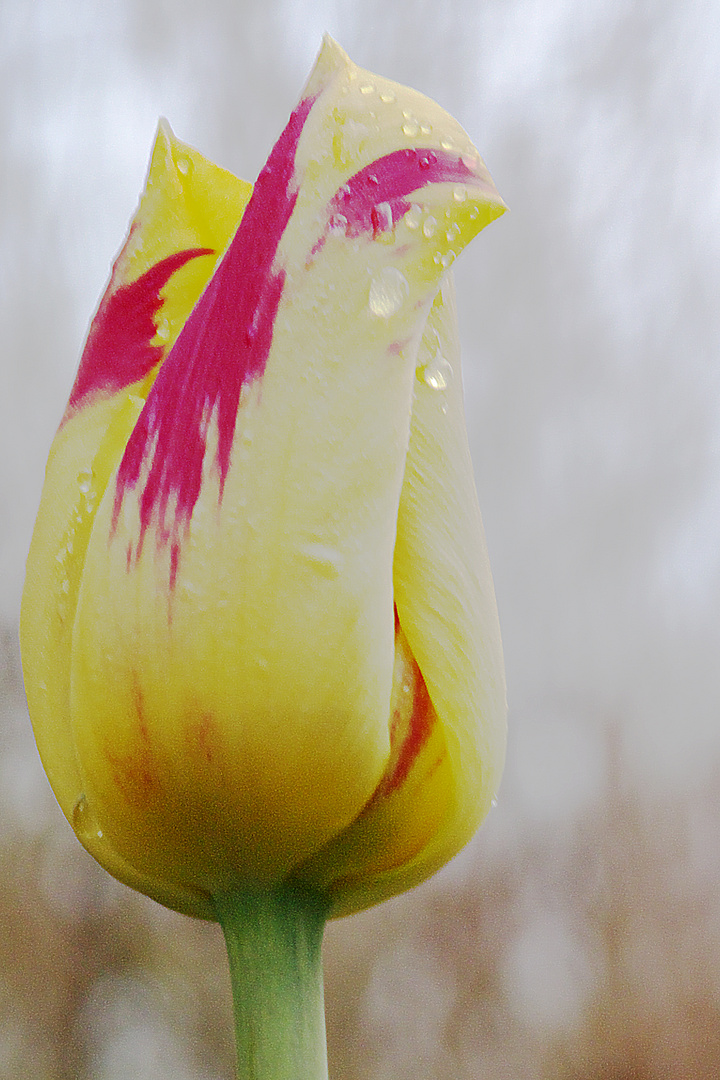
xmin=21 ymin=36 xmax=507 ymax=922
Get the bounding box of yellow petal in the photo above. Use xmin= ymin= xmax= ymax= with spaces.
xmin=21 ymin=125 xmax=252 ymax=919
xmin=65 ymin=120 xmax=250 ymax=419
xmin=66 ymin=39 xmax=505 ymax=902
xmin=297 ymin=278 xmax=506 ymax=915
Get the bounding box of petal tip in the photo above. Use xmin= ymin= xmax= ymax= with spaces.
xmin=303 ymin=34 xmax=353 ymax=98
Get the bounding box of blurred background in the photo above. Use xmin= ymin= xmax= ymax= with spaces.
xmin=2 ymin=0 xmax=720 ymax=1076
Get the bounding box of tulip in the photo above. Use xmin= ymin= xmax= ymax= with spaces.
xmin=21 ymin=36 xmax=506 ymax=1078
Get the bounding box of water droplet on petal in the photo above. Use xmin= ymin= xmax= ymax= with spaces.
xmin=469 ymin=205 xmax=480 ymax=220
xmin=440 ymin=138 xmax=454 ymax=151
xmin=360 ymin=83 xmax=374 ymax=94
xmin=155 ymin=316 xmax=170 ymax=342
xmin=176 ymin=157 xmax=190 ymax=176
xmin=72 ymin=794 xmax=104 ymax=842
xmin=379 ymin=91 xmax=396 ymax=103
xmin=402 ymin=120 xmax=419 ymax=137
xmin=453 ymin=185 xmax=467 ymax=202
xmin=422 ymin=216 xmax=437 ymax=239
xmin=418 ymin=151 xmax=437 ymax=170
xmin=372 ymin=201 xmax=394 ymax=236
xmin=446 ymin=223 xmax=461 ymax=242
xmin=420 ymin=123 xmax=432 ymax=135
xmin=300 ymin=543 xmax=345 ymax=579
xmin=368 ymin=267 xmax=409 ymax=318
xmin=77 ymin=469 xmax=93 ymax=494
xmin=404 ymin=203 xmax=423 ymax=230
xmin=420 ymin=352 xmax=453 ymax=391
xmin=441 ymin=250 xmax=456 ymax=269
xmin=329 ymin=212 xmax=348 ymax=234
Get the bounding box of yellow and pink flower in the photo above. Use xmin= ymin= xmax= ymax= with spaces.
xmin=21 ymin=37 xmax=507 ymax=921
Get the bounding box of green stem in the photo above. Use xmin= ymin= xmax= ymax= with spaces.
xmin=214 ymin=883 xmax=330 ymax=1080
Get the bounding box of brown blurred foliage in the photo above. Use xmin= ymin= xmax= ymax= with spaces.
xmin=2 ymin=683 xmax=720 ymax=1080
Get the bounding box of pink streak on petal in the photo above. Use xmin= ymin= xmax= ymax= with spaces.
xmin=114 ymin=96 xmax=315 ymax=582
xmin=328 ymin=147 xmax=486 ymax=238
xmin=65 ymin=247 xmax=215 ymax=417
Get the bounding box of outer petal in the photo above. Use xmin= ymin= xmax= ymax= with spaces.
xmin=392 ymin=277 xmax=506 ymax=890
xmin=65 ymin=38 xmax=506 ymax=904
xmin=21 ymin=127 xmax=251 ymax=919
xmin=297 ymin=278 xmax=506 ymax=916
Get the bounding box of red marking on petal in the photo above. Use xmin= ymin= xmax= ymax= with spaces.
xmin=105 ymin=677 xmax=159 ymax=810
xmin=326 ymin=147 xmax=482 ymax=239
xmin=184 ymin=712 xmax=218 ymax=765
xmin=114 ymin=96 xmax=316 ymax=581
xmin=383 ymin=668 xmax=434 ymax=797
xmin=66 ymin=246 xmax=214 ymax=416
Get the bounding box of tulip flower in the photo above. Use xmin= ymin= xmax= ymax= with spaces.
xmin=21 ymin=36 xmax=506 ymax=1079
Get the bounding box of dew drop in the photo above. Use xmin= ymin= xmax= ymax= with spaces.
xmin=155 ymin=316 xmax=170 ymax=342
xmin=372 ymin=201 xmax=393 ymax=235
xmin=420 ymin=123 xmax=432 ymax=135
xmin=368 ymin=267 xmax=409 ymax=318
xmin=418 ymin=151 xmax=437 ymax=170
xmin=422 ymin=216 xmax=437 ymax=239
xmin=453 ymin=185 xmax=467 ymax=202
xmin=469 ymin=205 xmax=480 ymax=220
xmin=72 ymin=794 xmax=104 ymax=842
xmin=360 ymin=83 xmax=374 ymax=94
xmin=379 ymin=91 xmax=396 ymax=104
xmin=441 ymin=250 xmax=456 ymax=269
xmin=440 ymin=138 xmax=454 ymax=151
xmin=176 ymin=157 xmax=190 ymax=176
xmin=300 ymin=543 xmax=345 ymax=579
xmin=446 ymin=223 xmax=461 ymax=242
xmin=461 ymin=152 xmax=479 ymax=171
xmin=77 ymin=469 xmax=93 ymax=494
xmin=404 ymin=203 xmax=423 ymax=230
xmin=402 ymin=120 xmax=419 ymax=137
xmin=421 ymin=352 xmax=453 ymax=391
xmin=491 ymin=797 xmax=498 ymax=809
xmin=328 ymin=212 xmax=348 ymax=234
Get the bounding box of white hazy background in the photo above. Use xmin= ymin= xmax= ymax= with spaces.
xmin=2 ymin=1 xmax=720 ymax=1078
